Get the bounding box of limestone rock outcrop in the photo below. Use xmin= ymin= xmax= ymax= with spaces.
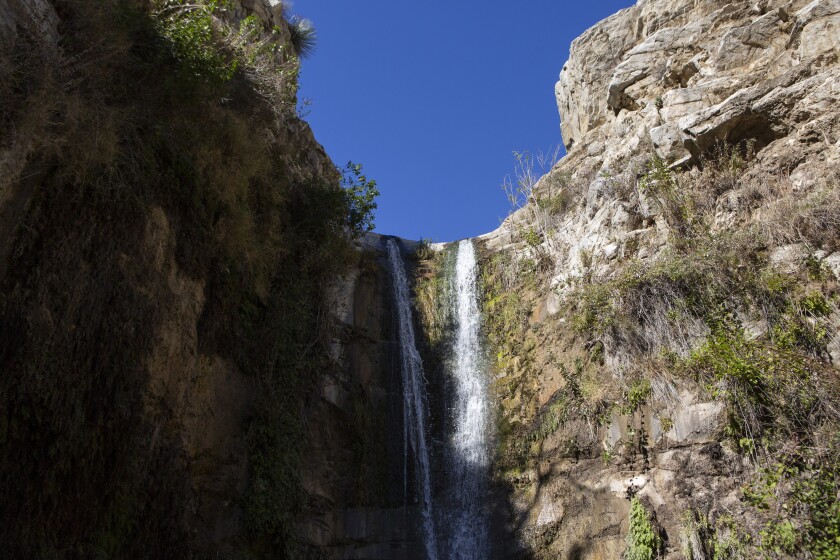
xmin=557 ymin=0 xmax=840 ymax=166
xmin=481 ymin=1 xmax=840 ymax=558
xmin=488 ymin=0 xmax=840 ymax=293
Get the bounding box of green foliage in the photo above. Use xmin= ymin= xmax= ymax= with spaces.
xmin=523 ymin=228 xmax=542 ymax=248
xmin=239 ymin=14 xmax=263 ymax=41
xmin=624 ymin=379 xmax=652 ymax=413
xmin=413 ymin=246 xmax=452 ymax=350
xmin=572 ymin=250 xmax=711 ymax=338
xmin=148 ymin=0 xmax=310 ymax=117
xmin=760 ymin=520 xmax=797 ymax=556
xmin=712 ymin=515 xmax=750 ymax=560
xmin=796 ymin=464 xmax=840 ymax=560
xmin=483 ymin=253 xmax=530 ymax=355
xmin=481 ymin=250 xmax=540 ymax=473
xmin=626 ymin=498 xmax=662 ymax=560
xmin=681 ymin=314 xmax=830 ymax=447
xmin=743 ymin=463 xmax=786 ymax=510
xmin=152 ymin=0 xmax=237 ymax=83
xmin=758 ymin=268 xmax=795 ymax=301
xmin=743 ymin=456 xmax=840 ymax=560
xmin=341 ymin=162 xmax=379 ymax=237
xmin=686 ymin=319 xmax=769 ymax=391
xmin=572 ymin=281 xmax=613 ymax=334
xmin=800 ymin=291 xmax=831 ymax=317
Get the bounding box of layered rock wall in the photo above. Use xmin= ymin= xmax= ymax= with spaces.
xmin=557 ymin=0 xmax=839 ymax=166
xmin=485 ymin=0 xmax=840 ymax=293
xmin=480 ymin=1 xmax=840 ymax=558
xmin=0 ymin=2 xmax=411 ymax=557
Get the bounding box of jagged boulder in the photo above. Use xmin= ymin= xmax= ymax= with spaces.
xmin=556 ymin=0 xmax=840 ymax=166
xmin=520 ymin=0 xmax=840 ymax=292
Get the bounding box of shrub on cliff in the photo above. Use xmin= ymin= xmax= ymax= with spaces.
xmin=626 ymin=498 xmax=663 ymax=560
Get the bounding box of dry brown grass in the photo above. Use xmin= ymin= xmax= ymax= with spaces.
xmin=757 ymin=184 xmax=840 ymax=252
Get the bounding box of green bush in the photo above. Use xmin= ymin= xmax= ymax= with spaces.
xmin=523 ymin=228 xmax=542 ymax=248
xmin=760 ymin=520 xmax=797 ymax=556
xmin=152 ymin=0 xmax=237 ymax=83
xmin=340 ymin=162 xmax=379 ymax=237
xmin=626 ymin=498 xmax=662 ymax=560
xmin=624 ymin=379 xmax=652 ymax=413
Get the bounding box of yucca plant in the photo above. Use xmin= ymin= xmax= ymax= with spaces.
xmin=288 ymin=15 xmax=317 ymax=58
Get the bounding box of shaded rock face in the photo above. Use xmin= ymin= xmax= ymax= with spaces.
xmin=0 ymin=2 xmax=418 ymax=558
xmin=298 ymin=235 xmax=426 ymax=560
xmin=0 ymin=0 xmax=59 ymax=41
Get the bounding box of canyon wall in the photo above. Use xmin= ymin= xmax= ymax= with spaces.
xmin=0 ymin=1 xmax=410 ymax=558
xmin=470 ymin=0 xmax=840 ymax=558
xmin=3 ymin=0 xmax=840 ymax=559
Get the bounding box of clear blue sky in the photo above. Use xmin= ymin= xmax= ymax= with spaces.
xmin=294 ymin=0 xmax=633 ymax=242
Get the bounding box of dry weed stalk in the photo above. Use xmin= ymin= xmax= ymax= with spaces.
xmin=502 ymin=148 xmax=563 ymax=255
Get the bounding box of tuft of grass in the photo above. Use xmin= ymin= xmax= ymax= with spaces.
xmin=536 ymin=189 xmax=575 ymax=215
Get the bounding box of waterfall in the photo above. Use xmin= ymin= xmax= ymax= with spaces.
xmin=386 ymin=237 xmax=490 ymax=559
xmin=386 ymin=239 xmax=439 ymax=560
xmin=446 ymin=239 xmax=491 ymax=559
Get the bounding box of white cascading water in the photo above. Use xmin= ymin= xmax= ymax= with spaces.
xmin=386 ymin=239 xmax=439 ymax=560
xmin=446 ymin=239 xmax=491 ymax=559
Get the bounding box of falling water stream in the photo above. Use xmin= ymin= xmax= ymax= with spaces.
xmin=387 ymin=239 xmax=439 ymax=560
xmin=445 ymin=239 xmax=491 ymax=559
xmin=387 ymin=238 xmax=490 ymax=560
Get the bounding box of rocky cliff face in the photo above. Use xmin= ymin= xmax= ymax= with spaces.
xmin=528 ymin=0 xmax=840 ymax=286
xmin=0 ymin=1 xmax=406 ymax=558
xmin=298 ymin=234 xmax=428 ymax=559
xmin=3 ymin=0 xmax=840 ymax=559
xmin=475 ymin=1 xmax=840 ymax=558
